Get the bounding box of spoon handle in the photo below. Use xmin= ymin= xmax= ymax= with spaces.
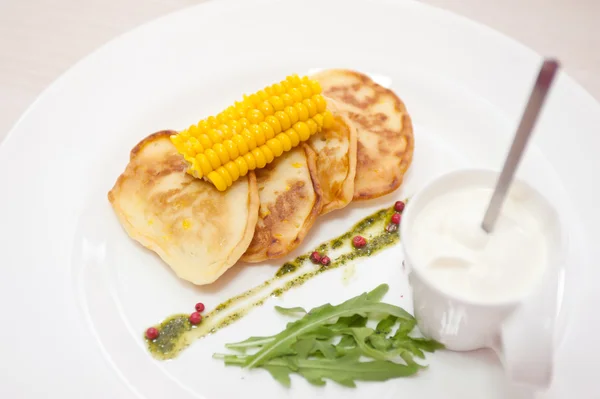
xmin=481 ymin=58 xmax=560 ymax=233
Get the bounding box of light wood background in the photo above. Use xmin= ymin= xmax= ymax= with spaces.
xmin=1 ymin=0 xmax=598 ymax=140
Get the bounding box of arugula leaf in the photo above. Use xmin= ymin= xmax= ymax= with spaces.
xmin=376 ymin=315 xmax=397 ymax=335
xmin=264 ymin=366 xmax=292 ymax=387
xmin=368 ymin=334 xmax=392 ymax=351
xmin=215 ymin=284 xmax=443 ymax=388
xmin=393 ymin=318 xmax=417 ymax=338
xmin=329 ymin=314 xmax=368 ymax=330
xmin=275 ymin=306 xmax=307 ymax=316
xmin=244 ymin=284 xmax=414 ymax=368
xmin=225 ymin=336 xmax=274 ymax=352
xmin=214 ymin=353 xmax=420 ymax=387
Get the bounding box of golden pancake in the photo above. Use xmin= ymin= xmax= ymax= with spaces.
xmin=307 ymin=98 xmax=358 ymax=214
xmin=312 ymin=69 xmax=414 ymax=200
xmin=241 ymin=144 xmax=323 ymax=262
xmin=108 ymin=131 xmax=259 ymax=285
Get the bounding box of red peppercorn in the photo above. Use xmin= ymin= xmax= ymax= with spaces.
xmin=352 ymin=235 xmax=367 ymax=248
xmin=320 ymin=256 xmax=331 ymax=266
xmin=391 ymin=213 xmax=401 ymax=225
xmin=394 ymin=201 xmax=405 ymax=212
xmin=195 ymin=302 xmax=205 ymax=312
xmin=189 ymin=312 xmax=202 ymax=325
xmin=146 ymin=327 xmax=159 ymax=340
xmin=310 ymin=251 xmax=322 ymax=264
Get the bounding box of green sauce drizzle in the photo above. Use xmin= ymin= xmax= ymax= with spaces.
xmin=146 ymin=205 xmax=400 ymax=360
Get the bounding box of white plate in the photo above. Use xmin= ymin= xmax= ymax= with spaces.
xmin=1 ymin=0 xmax=598 ymax=397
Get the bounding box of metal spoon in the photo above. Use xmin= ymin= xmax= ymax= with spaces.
xmin=481 ymin=58 xmax=560 ymax=233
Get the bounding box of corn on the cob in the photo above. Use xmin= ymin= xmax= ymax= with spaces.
xmin=170 ymin=74 xmax=334 ymax=191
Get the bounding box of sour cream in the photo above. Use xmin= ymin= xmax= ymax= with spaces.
xmin=410 ymin=186 xmax=548 ymax=303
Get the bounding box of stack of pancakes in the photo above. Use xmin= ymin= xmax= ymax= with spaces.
xmin=108 ymin=70 xmax=414 ymax=285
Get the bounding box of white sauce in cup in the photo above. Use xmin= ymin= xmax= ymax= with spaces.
xmin=410 ymin=186 xmax=548 ymax=303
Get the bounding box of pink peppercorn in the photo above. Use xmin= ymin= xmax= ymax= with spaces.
xmin=310 ymin=251 xmax=322 ymax=264
xmin=189 ymin=312 xmax=202 ymax=325
xmin=352 ymin=235 xmax=367 ymax=248
xmin=394 ymin=201 xmax=405 ymax=212
xmin=146 ymin=327 xmax=159 ymax=340
xmin=391 ymin=213 xmax=401 ymax=224
xmin=320 ymin=256 xmax=331 ymax=266
xmin=195 ymin=302 xmax=205 ymax=312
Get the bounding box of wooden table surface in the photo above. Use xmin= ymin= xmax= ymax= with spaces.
xmin=1 ymin=0 xmax=598 ymax=140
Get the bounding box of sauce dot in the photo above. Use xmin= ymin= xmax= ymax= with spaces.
xmin=146 ymin=327 xmax=159 ymax=340
xmin=195 ymin=302 xmax=205 ymax=312
xmin=189 ymin=312 xmax=202 ymax=325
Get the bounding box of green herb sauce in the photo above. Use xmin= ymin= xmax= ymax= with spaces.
xmin=146 ymin=206 xmax=400 ymax=360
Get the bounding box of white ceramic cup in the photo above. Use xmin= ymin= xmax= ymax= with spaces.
xmin=401 ymin=169 xmax=566 ymax=390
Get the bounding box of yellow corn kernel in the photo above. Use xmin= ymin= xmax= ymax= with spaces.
xmin=218 ymin=124 xmax=234 ymax=139
xmin=313 ymin=113 xmax=324 ymax=128
xmin=257 ymin=90 xmax=269 ymax=101
xmin=266 ymin=138 xmax=284 ymax=157
xmin=207 ymin=116 xmax=219 ymax=128
xmin=281 ymin=93 xmax=295 ymax=107
xmin=284 ymin=106 xmax=299 ymax=124
xmin=250 ymin=124 xmax=266 ymax=146
xmin=286 ymin=128 xmax=301 ymax=147
xmin=260 ymin=145 xmax=275 ymax=164
xmin=303 ymin=98 xmax=318 ymax=117
xmin=313 ymin=95 xmax=327 ymax=113
xmin=306 ymin=119 xmax=318 ymax=135
xmin=265 ymin=115 xmax=282 ymax=134
xmin=247 ymin=109 xmax=264 ymax=124
xmin=225 ymin=161 xmax=240 ymax=181
xmin=213 ymin=143 xmax=230 ymax=164
xmin=232 ymin=135 xmax=249 ymax=156
xmin=198 ymin=134 xmax=213 ymax=150
xmin=276 ymin=133 xmax=292 ymax=151
xmin=244 ymin=152 xmax=257 ymax=170
xmin=217 ymin=167 xmax=233 ymax=187
xmin=198 ymin=120 xmax=210 ymax=133
xmin=294 ymin=102 xmax=309 ymax=121
xmin=299 ymin=84 xmax=312 ymax=98
xmin=269 ymin=96 xmax=285 ymax=112
xmin=196 ymin=154 xmax=213 ymax=176
xmin=258 ymin=101 xmax=274 ymax=116
xmin=207 ymin=128 xmax=224 ymax=145
xmin=294 ymin=122 xmax=311 ymax=141
xmin=275 ymin=111 xmax=291 ymax=130
xmin=289 ymin=87 xmax=303 ymax=103
xmin=239 ymin=118 xmax=250 ymax=129
xmin=224 ymin=139 xmax=239 ymax=160
xmin=252 ymin=148 xmax=267 ymax=168
xmin=207 ymin=171 xmax=227 ymax=191
xmin=235 ymin=156 xmax=249 ymax=177
xmin=259 ymin=121 xmax=275 ymax=140
xmin=228 ymin=119 xmax=243 ymax=134
xmin=271 ymin=83 xmax=285 ymax=95
xmin=310 ymin=80 xmax=322 ymax=94
xmin=241 ymin=129 xmax=258 ymax=150
xmin=204 ymin=149 xmax=222 ymax=169
xmin=217 ymin=113 xmax=229 ymax=125
xmin=287 ymin=74 xmax=301 ymax=85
